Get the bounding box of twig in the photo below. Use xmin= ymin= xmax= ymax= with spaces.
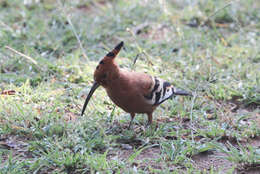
xmin=5 ymin=46 xmax=39 ymax=67
xmin=200 ymin=1 xmax=233 ymax=27
xmin=58 ymin=0 xmax=88 ymax=60
xmin=66 ymin=15 xmax=88 ymax=60
xmin=131 ymin=54 xmax=139 ymax=70
xmin=0 ymin=20 xmax=13 ymax=32
xmin=209 ymin=1 xmax=233 ymax=20
xmin=126 ymin=27 xmax=153 ymax=66
xmin=189 ymin=85 xmax=199 ymax=143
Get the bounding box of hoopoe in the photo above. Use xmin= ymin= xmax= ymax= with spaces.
xmin=81 ymin=42 xmax=192 ymax=128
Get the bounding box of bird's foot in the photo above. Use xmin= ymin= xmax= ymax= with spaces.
xmin=128 ymin=120 xmax=133 ymax=130
xmin=145 ymin=121 xmax=152 ymax=128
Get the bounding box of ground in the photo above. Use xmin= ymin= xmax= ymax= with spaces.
xmin=0 ymin=0 xmax=259 ymax=173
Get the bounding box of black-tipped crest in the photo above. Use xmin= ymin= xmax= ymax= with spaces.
xmin=115 ymin=41 xmax=124 ymax=50
xmin=106 ymin=52 xmax=115 ymax=57
xmin=106 ymin=41 xmax=124 ymax=59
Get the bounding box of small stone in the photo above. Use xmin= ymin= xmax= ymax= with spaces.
xmin=121 ymin=144 xmax=132 ymax=150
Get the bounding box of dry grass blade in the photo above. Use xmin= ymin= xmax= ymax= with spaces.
xmin=200 ymin=1 xmax=234 ymax=27
xmin=5 ymin=46 xmax=43 ymax=71
xmin=5 ymin=46 xmax=38 ymax=65
xmin=57 ymin=0 xmax=89 ymax=60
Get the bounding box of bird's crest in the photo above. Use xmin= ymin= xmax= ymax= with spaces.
xmin=104 ymin=41 xmax=124 ymax=59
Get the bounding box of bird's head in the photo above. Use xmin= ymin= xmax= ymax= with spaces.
xmin=81 ymin=41 xmax=124 ymax=116
xmin=93 ymin=41 xmax=123 ymax=87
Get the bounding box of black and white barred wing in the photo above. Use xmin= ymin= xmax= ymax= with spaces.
xmin=144 ymin=77 xmax=191 ymax=106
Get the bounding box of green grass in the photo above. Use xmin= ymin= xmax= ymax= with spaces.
xmin=0 ymin=0 xmax=260 ymax=173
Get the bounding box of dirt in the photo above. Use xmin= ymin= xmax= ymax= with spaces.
xmin=192 ymin=151 xmax=234 ymax=173
xmin=108 ymin=135 xmax=260 ymax=173
xmin=132 ymin=23 xmax=173 ymax=41
xmin=118 ymin=147 xmax=161 ymax=161
xmin=193 ymin=136 xmax=260 ymax=173
xmin=228 ymin=95 xmax=260 ymax=112
xmin=192 ymin=150 xmax=260 ymax=174
xmin=250 ymin=136 xmax=260 ymax=148
xmin=110 ymin=147 xmax=171 ymax=171
xmin=0 ymin=135 xmax=32 ymax=167
xmin=75 ymin=0 xmax=109 ymax=14
xmin=2 ymin=133 xmax=259 ymax=173
xmin=113 ymin=146 xmax=235 ymax=173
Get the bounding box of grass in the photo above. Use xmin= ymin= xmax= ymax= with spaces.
xmin=0 ymin=0 xmax=260 ymax=173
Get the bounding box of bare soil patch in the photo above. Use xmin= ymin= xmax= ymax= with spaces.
xmin=0 ymin=134 xmax=32 ymax=167
xmin=192 ymin=151 xmax=233 ymax=173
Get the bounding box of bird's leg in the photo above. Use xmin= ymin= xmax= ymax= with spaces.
xmin=145 ymin=113 xmax=153 ymax=127
xmin=128 ymin=113 xmax=135 ymax=129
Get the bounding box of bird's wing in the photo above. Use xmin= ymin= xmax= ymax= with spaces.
xmin=141 ymin=76 xmax=192 ymax=106
xmin=142 ymin=76 xmax=174 ymax=105
xmin=125 ymin=71 xmax=191 ymax=106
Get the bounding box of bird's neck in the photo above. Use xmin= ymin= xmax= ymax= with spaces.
xmin=102 ymin=64 xmax=121 ymax=88
xmin=110 ymin=63 xmax=121 ymax=80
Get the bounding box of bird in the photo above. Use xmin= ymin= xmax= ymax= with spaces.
xmin=81 ymin=41 xmax=192 ymax=129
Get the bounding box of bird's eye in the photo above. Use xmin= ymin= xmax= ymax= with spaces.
xmin=102 ymin=74 xmax=107 ymax=79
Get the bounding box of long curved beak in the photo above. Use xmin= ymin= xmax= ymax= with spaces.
xmin=81 ymin=81 xmax=100 ymax=116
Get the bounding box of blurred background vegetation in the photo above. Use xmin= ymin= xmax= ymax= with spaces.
xmin=0 ymin=0 xmax=259 ymax=173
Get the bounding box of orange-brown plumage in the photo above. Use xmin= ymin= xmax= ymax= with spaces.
xmin=81 ymin=41 xmax=192 ymax=128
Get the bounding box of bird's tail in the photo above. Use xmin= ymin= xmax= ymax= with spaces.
xmin=174 ymin=88 xmax=193 ymax=96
